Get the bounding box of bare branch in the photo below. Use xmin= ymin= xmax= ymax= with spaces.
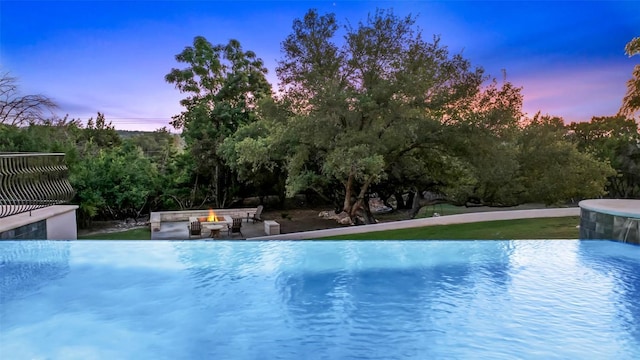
xmin=0 ymin=72 xmax=58 ymax=126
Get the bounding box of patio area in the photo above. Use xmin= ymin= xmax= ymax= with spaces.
xmin=152 ymin=218 xmax=268 ymax=240
xmin=150 ymin=207 xmax=277 ymax=240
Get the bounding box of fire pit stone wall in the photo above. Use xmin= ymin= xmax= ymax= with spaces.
xmin=150 ymin=208 xmax=259 ymax=232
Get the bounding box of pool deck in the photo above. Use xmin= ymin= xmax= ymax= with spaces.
xmin=153 ymin=207 xmax=580 ymax=240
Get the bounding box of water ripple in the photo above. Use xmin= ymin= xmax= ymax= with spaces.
xmin=2 ymin=240 xmax=640 ymax=359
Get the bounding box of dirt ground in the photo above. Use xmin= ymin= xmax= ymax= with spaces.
xmin=262 ymin=208 xmax=348 ymax=233
xmin=262 ymin=207 xmax=413 ymax=234
xmin=77 ymin=219 xmax=149 ymax=237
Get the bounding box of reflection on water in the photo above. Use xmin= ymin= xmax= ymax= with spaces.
xmin=173 ymin=240 xmax=520 ymax=357
xmin=0 ymin=241 xmax=70 ymax=302
xmin=2 ymin=240 xmax=640 ymax=359
xmin=578 ymin=240 xmax=640 ymax=343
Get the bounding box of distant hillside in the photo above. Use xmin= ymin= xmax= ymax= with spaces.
xmin=116 ymin=130 xmax=185 ymax=150
xmin=116 ymin=130 xmax=154 ymax=139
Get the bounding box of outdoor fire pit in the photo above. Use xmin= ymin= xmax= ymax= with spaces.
xmin=189 ymin=210 xmax=232 ymax=238
xmin=190 ymin=209 xmax=232 ymax=228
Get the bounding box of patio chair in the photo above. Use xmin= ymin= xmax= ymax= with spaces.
xmin=228 ymin=217 xmax=244 ymax=237
xmin=188 ymin=221 xmax=202 ymax=239
xmin=252 ymin=205 xmax=264 ymax=223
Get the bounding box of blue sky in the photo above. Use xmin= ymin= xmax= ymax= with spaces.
xmin=1 ymin=1 xmax=639 ymax=131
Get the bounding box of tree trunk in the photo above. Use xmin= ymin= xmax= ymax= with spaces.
xmin=348 ymin=175 xmax=376 ymax=224
xmin=394 ymin=192 xmax=406 ymax=209
xmin=277 ymin=180 xmax=286 ymax=209
xmin=343 ymin=173 xmax=354 ymax=213
xmin=191 ymin=174 xmax=199 ymax=208
xmin=405 ymin=191 xmax=415 ymax=210
xmin=214 ymin=162 xmax=221 ymax=208
xmin=351 ymin=195 xmax=376 ymax=224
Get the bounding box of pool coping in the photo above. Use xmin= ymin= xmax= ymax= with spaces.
xmin=578 ymin=199 xmax=640 ymax=219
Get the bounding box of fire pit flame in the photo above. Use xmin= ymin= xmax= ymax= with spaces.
xmin=207 ymin=209 xmax=218 ymax=222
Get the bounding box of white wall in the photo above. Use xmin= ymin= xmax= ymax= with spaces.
xmin=46 ymin=206 xmax=78 ymax=240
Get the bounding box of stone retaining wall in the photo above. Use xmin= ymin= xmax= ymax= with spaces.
xmin=580 ymin=209 xmax=640 ymax=244
xmin=579 ymin=200 xmax=640 ymax=244
xmin=150 ymin=208 xmax=258 ymax=232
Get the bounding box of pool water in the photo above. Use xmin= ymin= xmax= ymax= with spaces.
xmin=2 ymin=240 xmax=640 ymax=359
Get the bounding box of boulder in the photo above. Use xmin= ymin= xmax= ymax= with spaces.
xmin=369 ymin=197 xmax=393 ymax=214
xmin=319 ymin=210 xmax=354 ymax=225
xmin=336 ymin=211 xmax=354 ymax=225
xmin=318 ymin=211 xmax=335 ymax=219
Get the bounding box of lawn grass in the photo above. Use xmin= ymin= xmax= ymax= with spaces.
xmin=414 ymin=203 xmax=553 ymax=218
xmin=78 ymin=227 xmax=151 ymax=240
xmin=320 ymin=216 xmax=580 ymax=240
xmin=375 ymin=203 xmax=555 ymax=221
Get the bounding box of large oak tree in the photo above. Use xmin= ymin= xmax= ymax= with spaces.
xmin=230 ymin=9 xmax=487 ymax=223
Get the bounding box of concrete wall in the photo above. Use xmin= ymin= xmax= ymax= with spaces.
xmin=0 ymin=205 xmax=78 ymax=240
xmin=46 ymin=208 xmax=78 ymax=240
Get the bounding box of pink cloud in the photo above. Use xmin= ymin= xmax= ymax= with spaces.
xmin=513 ymin=62 xmax=633 ymax=122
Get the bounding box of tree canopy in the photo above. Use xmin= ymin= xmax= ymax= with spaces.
xmin=165 ymin=37 xmax=273 ymax=207
xmin=228 ymin=9 xmax=533 ymax=222
xmin=223 ymin=9 xmax=621 ymax=221
xmin=620 ymin=37 xmax=640 ymax=117
xmin=568 ymin=115 xmax=640 ymax=198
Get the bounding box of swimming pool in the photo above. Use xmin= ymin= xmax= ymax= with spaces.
xmin=2 ymin=240 xmax=640 ymax=359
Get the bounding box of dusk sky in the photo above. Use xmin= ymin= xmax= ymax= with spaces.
xmin=1 ymin=1 xmax=639 ymax=132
